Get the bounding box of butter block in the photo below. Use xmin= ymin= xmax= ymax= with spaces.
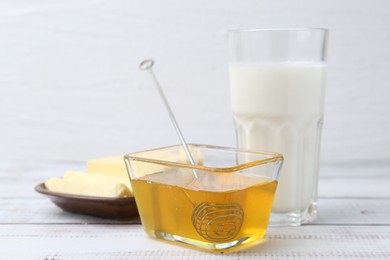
xmin=87 ymin=156 xmax=128 ymax=179
xmin=87 ymin=156 xmax=132 ymax=190
xmin=45 ymin=171 xmax=133 ymax=198
xmin=87 ymin=155 xmax=172 ymax=181
xmin=87 ymin=150 xmax=204 ymax=182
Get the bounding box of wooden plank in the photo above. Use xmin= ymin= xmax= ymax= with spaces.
xmin=1 ymin=197 xmax=389 ymax=226
xmin=0 ymin=198 xmax=140 ymax=224
xmin=0 ymin=161 xmax=86 ymax=198
xmin=2 ymin=177 xmax=387 ymax=198
xmin=318 ymin=178 xmax=390 ymax=198
xmin=1 ymin=161 xmax=389 ymax=179
xmin=315 ymin=198 xmax=390 ymax=225
xmin=0 ymin=225 xmax=389 ymax=259
xmin=0 ymin=160 xmax=85 ymax=178
xmin=1 ymin=162 xmax=390 ymax=198
xmin=320 ymin=164 xmax=390 ymax=178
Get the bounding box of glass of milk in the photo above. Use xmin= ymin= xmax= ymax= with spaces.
xmin=228 ymin=28 xmax=328 ymax=226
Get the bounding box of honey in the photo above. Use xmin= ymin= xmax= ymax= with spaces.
xmin=131 ymin=169 xmax=277 ymax=252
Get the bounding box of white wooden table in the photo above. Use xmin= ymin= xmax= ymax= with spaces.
xmin=1 ymin=161 xmax=389 ymax=259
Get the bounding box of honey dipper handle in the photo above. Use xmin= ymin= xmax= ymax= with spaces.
xmin=139 ymin=59 xmax=198 ymax=178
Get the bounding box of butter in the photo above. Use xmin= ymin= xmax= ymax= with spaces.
xmin=45 ymin=171 xmax=133 ymax=198
xmin=86 ymin=150 xmax=203 ymax=183
xmin=87 ymin=155 xmax=177 ymax=177
xmin=87 ymin=155 xmax=178 ymax=180
xmin=87 ymin=157 xmax=128 ymax=179
xmin=87 ymin=156 xmax=132 ymax=190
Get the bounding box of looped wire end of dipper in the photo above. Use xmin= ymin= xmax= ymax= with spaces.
xmin=139 ymin=59 xmax=198 ymax=179
xmin=139 ymin=59 xmax=154 ymax=70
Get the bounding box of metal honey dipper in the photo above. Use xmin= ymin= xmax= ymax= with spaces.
xmin=139 ymin=59 xmax=198 ymax=179
xmin=138 ymin=61 xmax=246 ymax=243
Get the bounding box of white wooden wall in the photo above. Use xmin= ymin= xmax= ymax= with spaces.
xmin=1 ymin=0 xmax=390 ymax=164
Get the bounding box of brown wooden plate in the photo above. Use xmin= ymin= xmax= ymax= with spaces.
xmin=35 ymin=183 xmax=139 ymax=220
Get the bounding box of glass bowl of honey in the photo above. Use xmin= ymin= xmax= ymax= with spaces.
xmin=124 ymin=144 xmax=283 ymax=253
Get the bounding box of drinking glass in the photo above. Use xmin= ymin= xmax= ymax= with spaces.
xmin=228 ymin=28 xmax=328 ymax=226
xmin=124 ymin=144 xmax=283 ymax=252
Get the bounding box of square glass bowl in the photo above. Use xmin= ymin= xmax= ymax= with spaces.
xmin=124 ymin=144 xmax=283 ymax=253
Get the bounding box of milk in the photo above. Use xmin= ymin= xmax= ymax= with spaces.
xmin=229 ymin=62 xmax=326 ymax=214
